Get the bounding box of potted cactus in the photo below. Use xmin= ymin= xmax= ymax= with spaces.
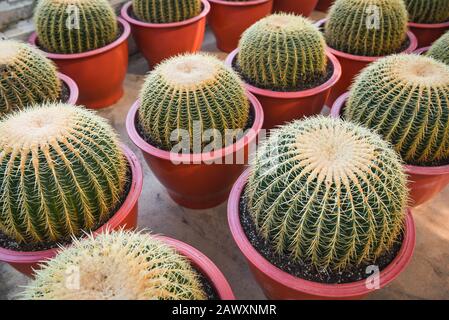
xmin=208 ymin=0 xmax=273 ymax=53
xmin=272 ymin=0 xmax=318 ymax=16
xmin=318 ymin=0 xmax=418 ymax=106
xmin=405 ymin=0 xmax=449 ymax=47
xmin=121 ymin=0 xmax=210 ymax=68
xmin=228 ymin=117 xmax=415 ymax=299
xmin=29 ymin=0 xmax=131 ymax=109
xmin=0 ymin=103 xmax=143 ymax=276
xmin=127 ymin=53 xmax=263 ymax=209
xmin=316 ymin=0 xmax=334 ymax=12
xmin=21 ymin=230 xmax=235 ymax=300
xmin=331 ymin=54 xmax=449 ymax=207
xmin=226 ymin=14 xmax=341 ymax=130
xmin=425 ymin=31 xmax=449 ymax=64
xmin=0 ymin=40 xmax=78 ymax=118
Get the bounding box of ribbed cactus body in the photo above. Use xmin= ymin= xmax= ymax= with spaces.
xmin=0 ymin=103 xmax=128 ymax=243
xmin=132 ymin=0 xmax=202 ymax=23
xmin=325 ymin=0 xmax=409 ymax=56
xmin=246 ymin=117 xmax=407 ymax=271
xmin=34 ymin=0 xmax=118 ymax=54
xmin=428 ymin=32 xmax=449 ymax=65
xmin=404 ymin=0 xmax=449 ymax=24
xmin=21 ymin=231 xmax=207 ymax=300
xmin=237 ymin=13 xmax=327 ymax=91
xmin=0 ymin=41 xmax=61 ymax=117
xmin=138 ymin=54 xmax=250 ymax=152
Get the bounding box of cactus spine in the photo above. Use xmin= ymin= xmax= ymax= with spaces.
xmin=132 ymin=0 xmax=202 ymax=23
xmin=404 ymin=0 xmax=449 ymax=24
xmin=428 ymin=31 xmax=449 ymax=66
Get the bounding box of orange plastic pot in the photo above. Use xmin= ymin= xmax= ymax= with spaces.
xmin=316 ymin=0 xmax=334 ymax=12
xmin=273 ymin=0 xmax=318 ymax=16
xmin=228 ymin=170 xmax=416 ymax=300
xmin=126 ymin=93 xmax=264 ymax=210
xmin=316 ymin=19 xmax=418 ymax=107
xmin=408 ymin=21 xmax=449 ymax=48
xmin=121 ymin=0 xmax=209 ymax=68
xmin=29 ymin=18 xmax=130 ymax=109
xmin=0 ymin=145 xmax=143 ymax=277
xmin=208 ymin=0 xmax=273 ymax=53
xmin=225 ymin=48 xmax=341 ymax=130
xmin=58 ymin=72 xmax=79 ymax=105
xmin=331 ymin=92 xmax=449 ymax=208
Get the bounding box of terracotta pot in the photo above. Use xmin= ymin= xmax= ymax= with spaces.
xmin=228 ymin=169 xmax=416 ymax=300
xmin=158 ymin=236 xmax=235 ymax=299
xmin=208 ymin=0 xmax=273 ymax=53
xmin=225 ymin=48 xmax=341 ymax=130
xmin=29 ymin=18 xmax=130 ymax=109
xmin=121 ymin=0 xmax=209 ymax=68
xmin=273 ymin=0 xmax=318 ymax=16
xmin=58 ymin=72 xmax=78 ymax=105
xmin=331 ymin=92 xmax=449 ymax=208
xmin=126 ymin=93 xmax=264 ymax=209
xmin=0 ymin=145 xmax=143 ymax=277
xmin=408 ymin=21 xmax=449 ymax=48
xmin=316 ymin=0 xmax=334 ymax=12
xmin=316 ymin=19 xmax=418 ymax=107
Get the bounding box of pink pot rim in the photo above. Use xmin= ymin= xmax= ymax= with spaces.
xmin=408 ymin=20 xmax=449 ymax=29
xmin=225 ymin=48 xmax=342 ymax=99
xmin=228 ymin=169 xmax=416 ymax=298
xmin=157 ymin=236 xmax=235 ymax=300
xmin=28 ymin=17 xmax=131 ymax=60
xmin=316 ymin=19 xmax=418 ymax=62
xmin=330 ymin=92 xmax=449 ymax=176
xmin=208 ymin=0 xmax=271 ymax=6
xmin=121 ymin=0 xmax=210 ymax=28
xmin=126 ymin=92 xmax=264 ymax=163
xmin=57 ymin=72 xmax=79 ymax=105
xmin=0 ymin=144 xmax=143 ymax=264
xmin=414 ymin=47 xmax=430 ymax=55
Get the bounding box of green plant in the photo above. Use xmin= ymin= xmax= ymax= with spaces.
xmin=34 ymin=0 xmax=118 ymax=54
xmin=138 ymin=53 xmax=250 ymax=152
xmin=324 ymin=0 xmax=409 ymax=56
xmin=0 ymin=40 xmax=61 ymax=117
xmin=345 ymin=54 xmax=449 ymax=166
xmin=237 ymin=13 xmax=327 ymax=91
xmin=428 ymin=31 xmax=449 ymax=65
xmin=0 ymin=103 xmax=128 ymax=243
xmin=132 ymin=0 xmax=202 ymax=23
xmin=404 ymin=0 xmax=449 ymax=24
xmin=246 ymin=116 xmax=407 ymax=271
xmin=21 ymin=230 xmax=207 ymax=300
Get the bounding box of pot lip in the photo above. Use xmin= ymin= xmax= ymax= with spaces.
xmin=0 ymin=144 xmax=143 ymax=264
xmin=315 ymin=19 xmax=418 ymax=62
xmin=156 ymin=236 xmax=235 ymax=300
xmin=121 ymin=0 xmax=210 ymax=29
xmin=331 ymin=92 xmax=449 ymax=175
xmin=208 ymin=0 xmax=271 ymax=6
xmin=408 ymin=20 xmax=449 ymax=29
xmin=57 ymin=72 xmax=79 ymax=105
xmin=414 ymin=46 xmax=430 ymax=55
xmin=225 ymin=48 xmax=342 ymax=99
xmin=227 ymin=169 xmax=416 ymax=298
xmin=126 ymin=91 xmax=264 ymax=163
xmin=28 ymin=17 xmax=131 ymax=60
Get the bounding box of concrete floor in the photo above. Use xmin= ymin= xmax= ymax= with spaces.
xmin=1 ymin=24 xmax=449 ymax=300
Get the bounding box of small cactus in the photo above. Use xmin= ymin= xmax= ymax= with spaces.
xmin=21 ymin=230 xmax=207 ymax=300
xmin=237 ymin=13 xmax=328 ymax=91
xmin=34 ymin=0 xmax=118 ymax=54
xmin=428 ymin=31 xmax=449 ymax=66
xmin=246 ymin=116 xmax=407 ymax=271
xmin=138 ymin=53 xmax=250 ymax=152
xmin=132 ymin=0 xmax=202 ymax=23
xmin=345 ymin=54 xmax=449 ymax=166
xmin=404 ymin=0 xmax=449 ymax=24
xmin=0 ymin=103 xmax=128 ymax=243
xmin=325 ymin=0 xmax=409 ymax=56
xmin=0 ymin=40 xmax=61 ymax=117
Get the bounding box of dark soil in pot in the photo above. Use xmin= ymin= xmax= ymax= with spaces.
xmin=197 ymin=270 xmax=220 ymax=300
xmin=59 ymin=80 xmax=70 ymax=102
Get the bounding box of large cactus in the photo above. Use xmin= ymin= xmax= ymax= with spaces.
xmin=246 ymin=116 xmax=407 ymax=271
xmin=345 ymin=54 xmax=449 ymax=167
xmin=34 ymin=0 xmax=118 ymax=54
xmin=0 ymin=103 xmax=128 ymax=243
xmin=325 ymin=0 xmax=409 ymax=56
xmin=132 ymin=0 xmax=202 ymax=23
xmin=404 ymin=0 xmax=449 ymax=24
xmin=237 ymin=13 xmax=328 ymax=91
xmin=0 ymin=40 xmax=61 ymax=117
xmin=138 ymin=53 xmax=250 ymax=152
xmin=428 ymin=31 xmax=449 ymax=65
xmin=21 ymin=230 xmax=207 ymax=300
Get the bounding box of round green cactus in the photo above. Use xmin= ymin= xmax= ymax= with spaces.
xmin=0 ymin=103 xmax=128 ymax=243
xmin=404 ymin=0 xmax=449 ymax=24
xmin=132 ymin=0 xmax=202 ymax=23
xmin=138 ymin=53 xmax=250 ymax=152
xmin=0 ymin=40 xmax=61 ymax=117
xmin=34 ymin=0 xmax=118 ymax=54
xmin=246 ymin=116 xmax=407 ymax=271
xmin=428 ymin=31 xmax=449 ymax=65
xmin=345 ymin=54 xmax=449 ymax=166
xmin=237 ymin=13 xmax=328 ymax=91
xmin=21 ymin=230 xmax=207 ymax=300
xmin=325 ymin=0 xmax=409 ymax=56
